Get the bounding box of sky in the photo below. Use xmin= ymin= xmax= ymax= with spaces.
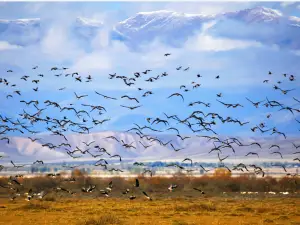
xmin=0 ymin=1 xmax=300 ymax=140
xmin=0 ymin=1 xmax=300 ymax=21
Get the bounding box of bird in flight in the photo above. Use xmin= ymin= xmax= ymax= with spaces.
xmin=120 ymin=105 xmax=142 ymax=110
xmin=74 ymin=92 xmax=88 ymax=100
xmin=168 ymin=93 xmax=184 ymax=101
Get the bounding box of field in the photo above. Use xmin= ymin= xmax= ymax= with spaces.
xmin=0 ymin=173 xmax=300 ymax=225
xmin=0 ymin=196 xmax=299 ymax=225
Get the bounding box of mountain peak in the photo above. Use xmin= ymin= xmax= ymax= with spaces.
xmin=75 ymin=17 xmax=103 ymax=27
xmin=247 ymin=6 xmax=283 ymax=17
xmin=0 ymin=18 xmax=40 ymax=25
xmin=223 ymin=6 xmax=283 ymax=23
xmin=135 ymin=10 xmax=213 ymax=19
xmin=136 ymin=10 xmax=175 ymax=16
xmin=115 ymin=9 xmax=214 ymax=43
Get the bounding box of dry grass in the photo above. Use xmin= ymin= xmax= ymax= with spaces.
xmin=174 ymin=202 xmax=217 ymax=212
xmin=79 ymin=214 xmax=123 ymax=225
xmin=0 ymin=196 xmax=299 ymax=225
xmin=0 ymin=175 xmax=299 ymax=224
xmin=17 ymin=202 xmax=50 ymax=211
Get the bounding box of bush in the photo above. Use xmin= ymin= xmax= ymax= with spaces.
xmin=175 ymin=202 xmax=216 ymax=212
xmin=72 ymin=169 xmax=87 ymax=177
xmin=213 ymin=168 xmax=231 ymax=178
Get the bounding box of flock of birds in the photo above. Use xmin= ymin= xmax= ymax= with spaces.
xmin=2 ymin=177 xmax=159 ymax=201
xmin=0 ymin=52 xmax=300 ymax=201
xmin=1 ymin=173 xmax=209 ymax=201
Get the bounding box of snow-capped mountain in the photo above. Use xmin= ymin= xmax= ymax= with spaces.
xmin=0 ymin=131 xmax=298 ymax=164
xmin=0 ymin=6 xmax=300 ymax=49
xmin=73 ymin=17 xmax=104 ymax=40
xmin=113 ymin=10 xmax=215 ymax=46
xmin=0 ymin=18 xmax=41 ymax=46
xmin=221 ymin=6 xmax=283 ymax=23
xmin=0 ymin=17 xmax=105 ymax=46
xmin=288 ymin=16 xmax=300 ymax=27
xmin=210 ymin=7 xmax=300 ymax=51
xmin=113 ymin=6 xmax=300 ymax=49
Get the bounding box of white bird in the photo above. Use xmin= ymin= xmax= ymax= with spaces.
xmin=106 ymin=181 xmax=113 ymax=192
xmin=168 ymin=184 xmax=177 ymax=192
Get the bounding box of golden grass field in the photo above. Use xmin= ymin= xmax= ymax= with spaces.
xmin=0 ymin=196 xmax=299 ymax=225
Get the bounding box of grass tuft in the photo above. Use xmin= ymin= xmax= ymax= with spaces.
xmin=18 ymin=203 xmax=49 ymax=211
xmin=175 ymin=202 xmax=216 ymax=212
xmin=79 ymin=214 xmax=123 ymax=225
xmin=172 ymin=220 xmax=189 ymax=225
xmin=43 ymin=196 xmax=56 ymax=202
xmin=263 ymin=219 xmax=274 ymax=223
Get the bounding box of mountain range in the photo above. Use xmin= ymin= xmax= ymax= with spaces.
xmin=0 ymin=131 xmax=298 ymax=164
xmin=1 ymin=6 xmax=300 ymax=50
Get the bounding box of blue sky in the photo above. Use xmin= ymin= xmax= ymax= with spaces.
xmin=0 ymin=1 xmax=300 ymax=139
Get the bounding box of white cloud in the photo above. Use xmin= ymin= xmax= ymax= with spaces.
xmin=291 ymin=50 xmax=300 ymax=56
xmin=190 ymin=35 xmax=262 ymax=52
xmin=24 ymin=2 xmax=46 ymax=13
xmin=91 ymin=28 xmax=110 ymax=50
xmin=71 ymin=51 xmax=112 ymax=73
xmin=71 ymin=39 xmax=133 ymax=74
xmin=0 ymin=41 xmax=21 ymax=51
xmin=69 ymin=31 xmax=233 ymax=81
xmin=40 ymin=25 xmax=84 ymax=61
xmin=280 ymin=2 xmax=296 ymax=8
xmin=184 ymin=22 xmax=262 ymax=52
xmin=202 ymin=20 xmax=217 ymax=31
